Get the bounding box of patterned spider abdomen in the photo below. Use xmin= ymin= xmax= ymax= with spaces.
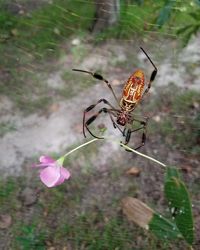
xmin=123 ymin=70 xmax=145 ymax=104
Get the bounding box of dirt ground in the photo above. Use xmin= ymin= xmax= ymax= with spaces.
xmin=0 ymin=32 xmax=200 ymax=249
xmin=0 ymin=34 xmax=199 ymax=176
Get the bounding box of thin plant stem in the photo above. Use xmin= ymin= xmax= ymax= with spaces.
xmin=63 ymin=138 xmax=99 ymax=158
xmin=62 ymin=137 xmax=166 ymax=169
xmin=119 ymin=142 xmax=166 ymax=168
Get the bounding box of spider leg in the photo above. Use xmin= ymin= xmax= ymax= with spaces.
xmin=72 ymin=68 xmax=119 ymax=105
xmin=84 ymin=110 xmax=105 ymax=139
xmin=143 ymin=68 xmax=157 ymax=96
xmin=140 ymin=47 xmax=157 ymax=97
xmin=120 ymin=129 xmax=132 ymax=152
xmin=108 ymin=111 xmax=125 ymax=135
xmin=140 ymin=47 xmax=157 ymax=71
xmin=83 ymin=98 xmax=119 ymax=137
xmin=134 ymin=129 xmax=146 ymax=150
xmin=123 ymin=116 xmax=149 ymax=151
xmin=84 ymin=107 xmax=118 ymax=139
xmin=122 ymin=127 xmax=126 ymax=137
xmin=132 ymin=117 xmax=148 ymax=150
xmin=124 ymin=129 xmax=132 ymax=145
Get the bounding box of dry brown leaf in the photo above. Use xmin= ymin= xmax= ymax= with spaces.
xmin=20 ymin=187 xmax=37 ymax=206
xmin=48 ymin=103 xmax=60 ymax=113
xmin=126 ymin=167 xmax=141 ymax=176
xmin=181 ymin=165 xmax=193 ymax=174
xmin=43 ymin=207 xmax=48 ymax=217
xmin=47 ymin=247 xmax=56 ymax=250
xmin=0 ymin=214 xmax=12 ymax=229
xmin=121 ymin=197 xmax=153 ymax=229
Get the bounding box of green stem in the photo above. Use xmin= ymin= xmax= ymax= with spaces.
xmin=63 ymin=138 xmax=99 ymax=158
xmin=61 ymin=137 xmax=166 ymax=169
xmin=119 ymin=142 xmax=166 ymax=168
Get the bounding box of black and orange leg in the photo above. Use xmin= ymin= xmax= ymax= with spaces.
xmin=72 ymin=68 xmax=119 ymax=105
xmin=123 ymin=117 xmax=148 ymax=151
xmin=84 ymin=107 xmax=118 ymax=139
xmin=140 ymin=47 xmax=157 ymax=96
xmin=108 ymin=111 xmax=124 ymax=135
xmin=143 ymin=68 xmax=157 ymax=96
xmin=83 ymin=98 xmax=119 ymax=137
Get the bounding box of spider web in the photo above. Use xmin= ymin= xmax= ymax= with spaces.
xmin=0 ymin=0 xmax=200 ymax=249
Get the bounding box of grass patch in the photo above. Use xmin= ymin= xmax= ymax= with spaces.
xmin=0 ymin=122 xmax=17 ymax=137
xmin=59 ymin=69 xmax=94 ymax=99
xmin=16 ymin=95 xmax=52 ymax=115
xmin=0 ymin=0 xmax=94 ymax=59
xmin=62 ymin=214 xmax=135 ymax=250
xmin=0 ymin=0 xmax=94 ymax=113
xmin=0 ymin=156 xmax=194 ymax=250
xmin=0 ymin=0 xmax=197 ymax=113
xmin=14 ymin=224 xmax=46 ymax=250
xmin=95 ymin=1 xmax=196 ymax=41
xmin=0 ymin=177 xmax=22 ymax=214
xmin=0 ymin=177 xmax=17 ymax=201
xmin=147 ymin=85 xmax=200 ymax=155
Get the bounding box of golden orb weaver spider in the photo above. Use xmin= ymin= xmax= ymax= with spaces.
xmin=73 ymin=47 xmax=157 ymax=150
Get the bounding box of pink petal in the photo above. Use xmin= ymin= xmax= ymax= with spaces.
xmin=54 ymin=175 xmax=65 ymax=186
xmin=60 ymin=167 xmax=71 ymax=180
xmin=39 ymin=156 xmax=55 ymax=164
xmin=40 ymin=166 xmax=61 ymax=188
xmin=32 ymin=163 xmax=50 ymax=168
xmin=52 ymin=167 xmax=71 ymax=186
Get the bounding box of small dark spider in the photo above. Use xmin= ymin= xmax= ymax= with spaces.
xmin=73 ymin=47 xmax=157 ymax=150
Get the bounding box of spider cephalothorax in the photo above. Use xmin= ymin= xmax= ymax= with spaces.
xmin=73 ymin=47 xmax=157 ymax=150
xmin=116 ymin=111 xmax=130 ymax=126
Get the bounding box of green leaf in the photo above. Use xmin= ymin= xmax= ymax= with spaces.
xmin=176 ymin=24 xmax=194 ymax=35
xmin=177 ymin=23 xmax=200 ymax=46
xmin=164 ymin=167 xmax=194 ymax=245
xmin=193 ymin=23 xmax=200 ymax=35
xmin=122 ymin=197 xmax=181 ymax=241
xmin=189 ymin=10 xmax=200 ymax=20
xmin=156 ymin=0 xmax=175 ymax=27
xmin=176 ymin=8 xmax=200 ymax=47
xmin=149 ymin=213 xmax=181 ymax=240
xmin=181 ymin=28 xmax=198 ymax=47
xmin=165 ymin=166 xmax=180 ymax=180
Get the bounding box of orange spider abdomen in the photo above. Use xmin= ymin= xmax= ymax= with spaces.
xmin=123 ymin=69 xmax=145 ymax=104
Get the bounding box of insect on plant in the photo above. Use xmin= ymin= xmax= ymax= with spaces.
xmin=72 ymin=47 xmax=157 ymax=150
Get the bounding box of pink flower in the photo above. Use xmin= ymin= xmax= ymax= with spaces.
xmin=33 ymin=156 xmax=70 ymax=188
